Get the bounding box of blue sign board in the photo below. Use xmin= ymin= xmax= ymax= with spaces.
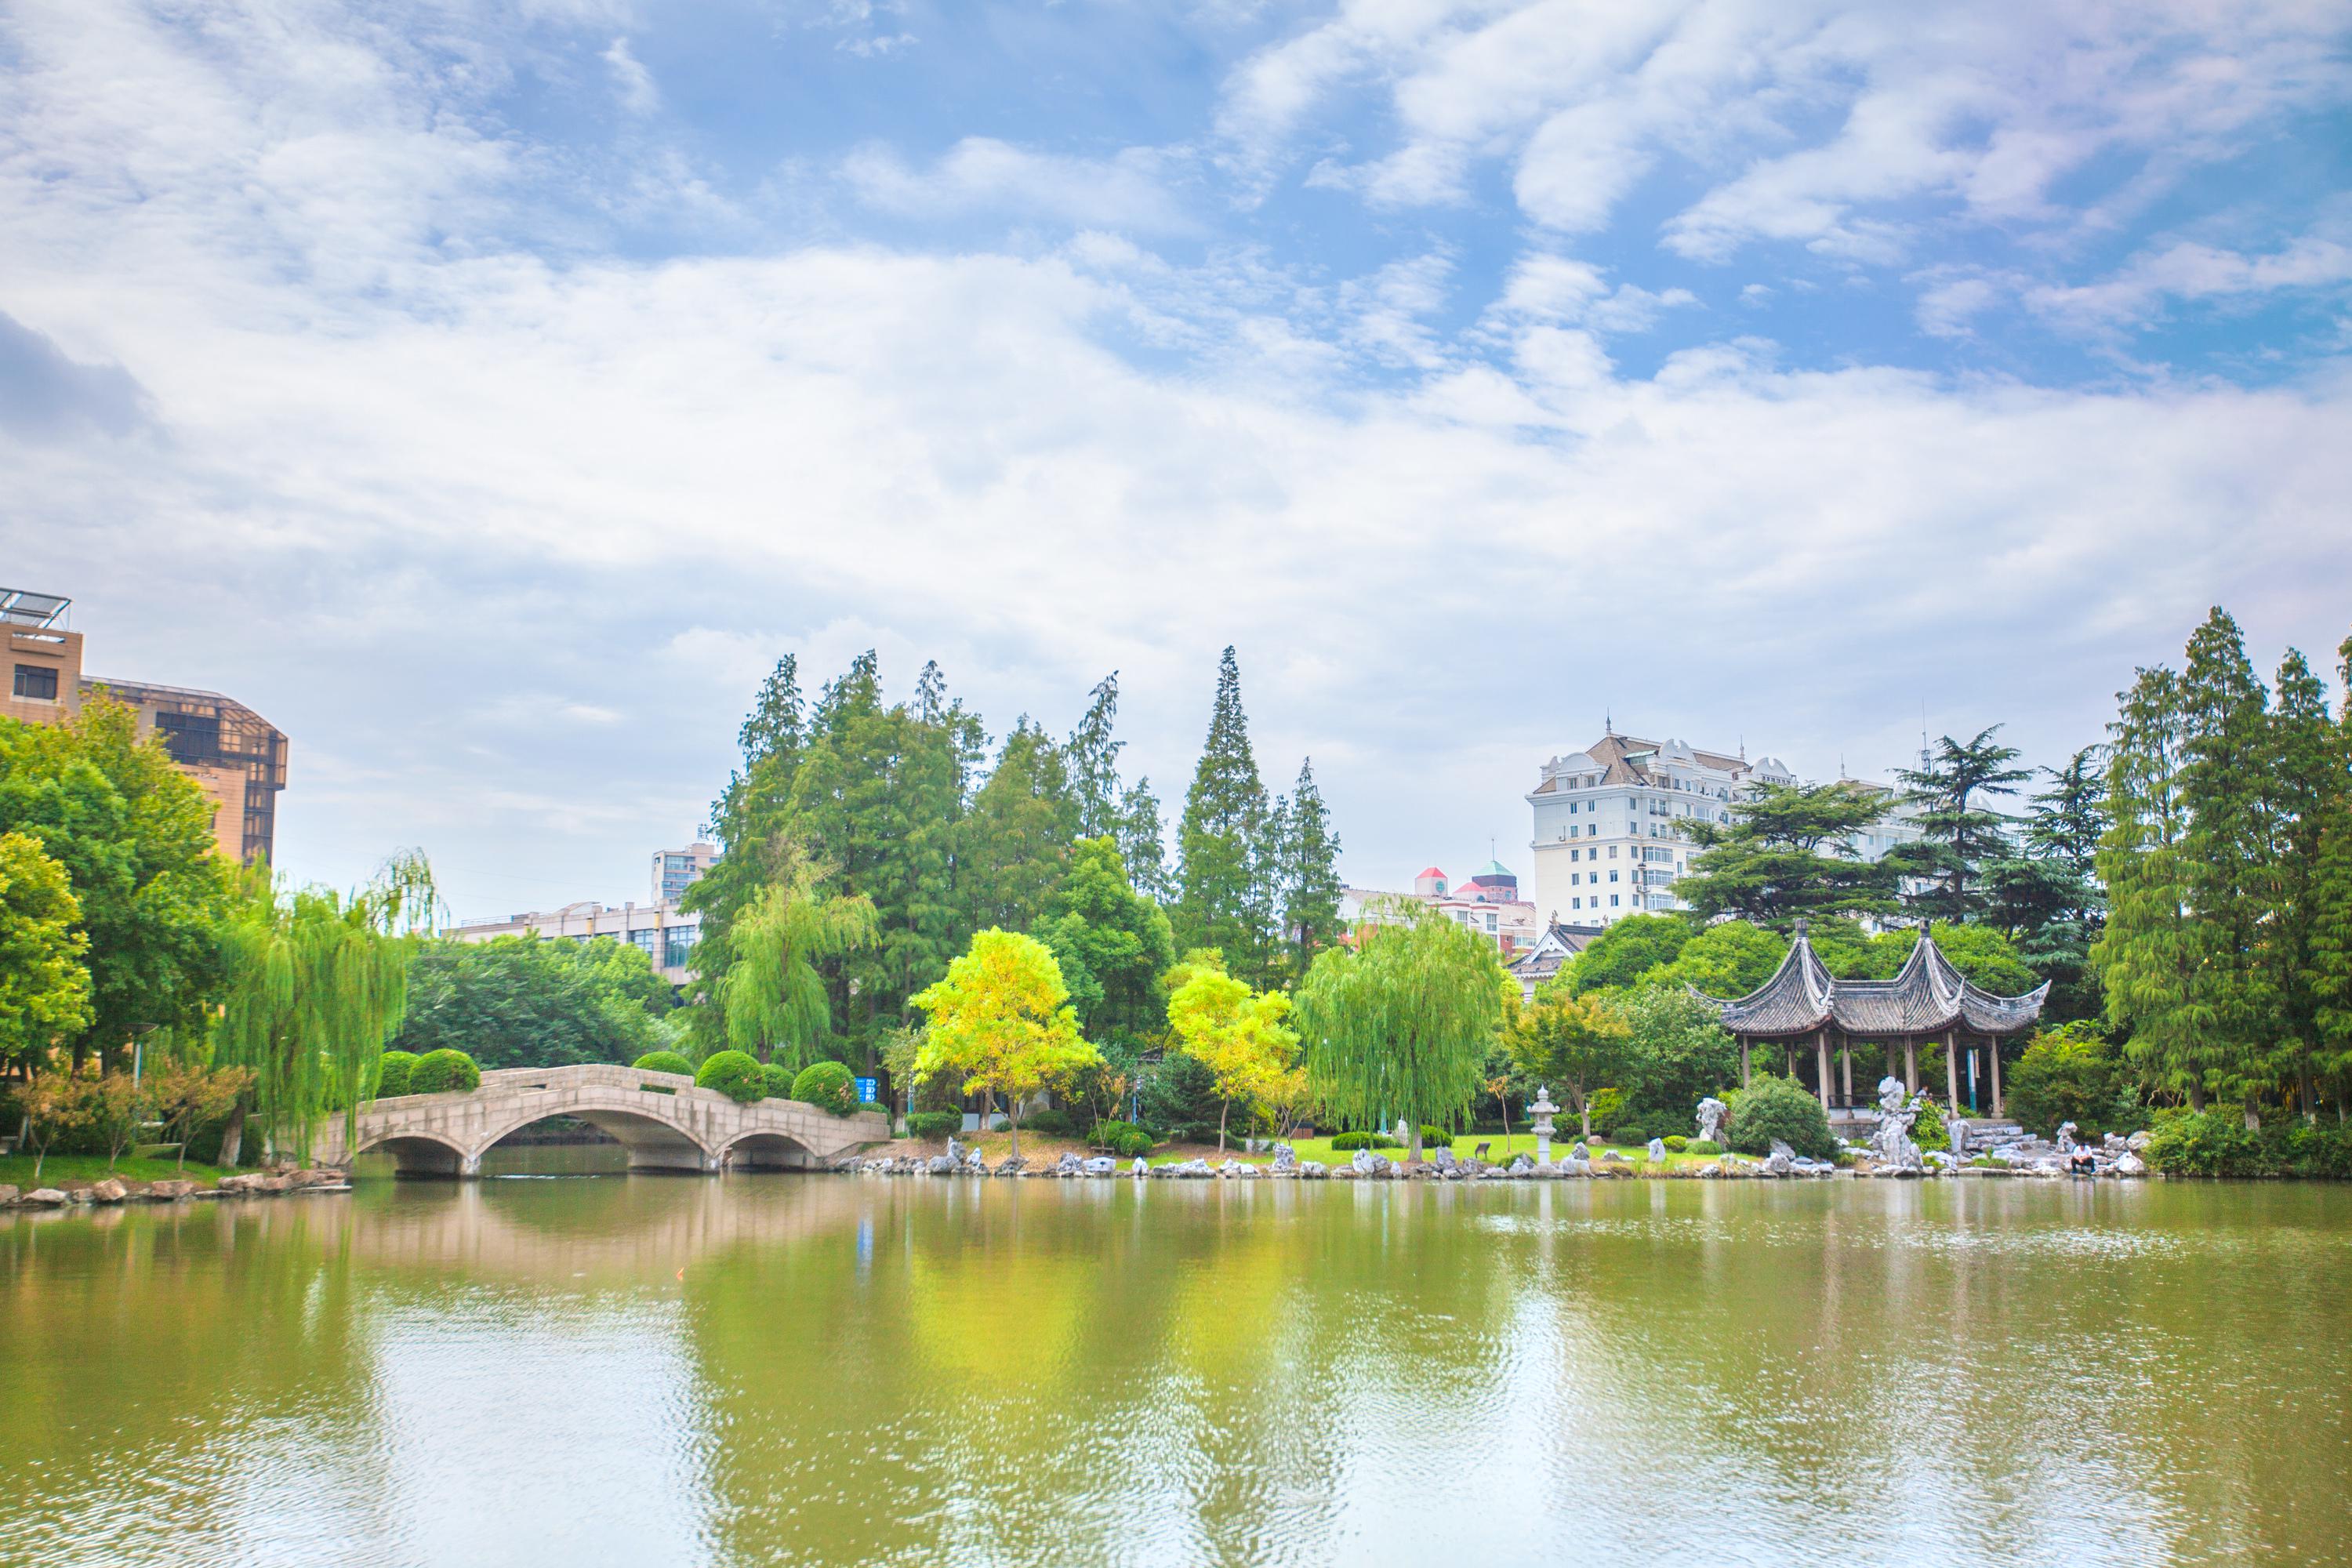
xmin=854 ymin=1076 xmax=879 ymax=1104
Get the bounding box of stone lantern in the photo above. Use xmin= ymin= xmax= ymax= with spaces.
xmin=1530 ymin=1086 xmax=1559 ymax=1164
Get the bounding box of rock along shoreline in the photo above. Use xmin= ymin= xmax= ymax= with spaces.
xmin=0 ymin=1166 xmax=352 ymax=1210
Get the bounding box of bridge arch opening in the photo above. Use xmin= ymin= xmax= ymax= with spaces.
xmin=720 ymin=1131 xmax=821 ymax=1171
xmin=357 ymin=1131 xmax=469 ymax=1178
xmin=478 ymin=1108 xmax=714 ymax=1174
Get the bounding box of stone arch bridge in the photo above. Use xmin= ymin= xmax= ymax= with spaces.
xmin=312 ymin=1063 xmax=891 ymax=1178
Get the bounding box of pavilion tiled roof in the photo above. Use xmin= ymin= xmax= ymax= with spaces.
xmin=1692 ymin=920 xmax=2049 ymax=1039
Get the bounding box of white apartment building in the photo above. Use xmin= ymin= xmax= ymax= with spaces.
xmin=449 ymin=898 xmax=703 ymax=985
xmin=1526 ymin=731 xmax=1922 ymax=928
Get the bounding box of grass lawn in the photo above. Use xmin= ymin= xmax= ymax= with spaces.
xmin=0 ymin=1152 xmax=234 ymax=1191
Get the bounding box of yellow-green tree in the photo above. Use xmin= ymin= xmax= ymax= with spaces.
xmin=0 ymin=830 xmax=92 ymax=1071
xmin=1166 ymin=950 xmax=1298 ymax=1150
xmin=910 ymin=929 xmax=1100 ymax=1157
xmin=1504 ymin=986 xmax=1634 ymax=1139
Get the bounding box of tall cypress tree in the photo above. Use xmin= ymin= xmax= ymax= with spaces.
xmin=2092 ymin=665 xmax=2212 ymax=1107
xmin=2270 ymin=645 xmax=2340 ymax=1119
xmin=1066 ymin=673 xmax=1126 ymax=842
xmin=2179 ymin=608 xmax=2281 ymax=1124
xmin=1117 ymin=776 xmax=1169 ymax=902
xmin=1177 ymin=648 xmax=1270 ymax=976
xmin=963 ymin=717 xmax=1079 ymax=935
xmin=2307 ymin=634 xmax=2352 ymax=1121
xmin=1986 ymin=747 xmax=2107 ymax=1020
xmin=1278 ymin=758 xmax=1345 ymax=981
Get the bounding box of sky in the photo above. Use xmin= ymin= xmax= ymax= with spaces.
xmin=3 ymin=0 xmax=2350 ymax=920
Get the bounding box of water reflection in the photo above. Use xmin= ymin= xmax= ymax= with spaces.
xmin=3 ymin=1173 xmax=2348 ymax=1566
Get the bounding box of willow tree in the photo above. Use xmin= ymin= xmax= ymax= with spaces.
xmin=214 ymin=862 xmax=423 ymax=1165
xmin=1295 ymin=906 xmax=1508 ymax=1159
xmin=720 ymin=866 xmax=879 ymax=1069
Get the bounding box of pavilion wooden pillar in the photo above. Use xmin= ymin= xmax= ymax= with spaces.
xmin=1840 ymin=1037 xmax=1853 ymax=1105
xmin=1989 ymin=1036 xmax=2005 ymax=1116
xmin=1815 ymin=1030 xmax=1832 ymax=1112
xmin=1944 ymin=1029 xmax=1959 ymax=1110
xmin=1739 ymin=1037 xmax=1751 ymax=1089
xmin=1904 ymin=1038 xmax=1918 ymax=1095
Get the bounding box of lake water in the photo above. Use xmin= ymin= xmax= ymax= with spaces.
xmin=4 ymin=1156 xmax=2348 ymax=1567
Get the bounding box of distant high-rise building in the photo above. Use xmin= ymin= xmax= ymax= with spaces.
xmin=4 ymin=590 xmax=288 ymax=864
xmin=1526 ymin=729 xmax=1921 ymax=927
xmin=652 ymin=841 xmax=719 ymax=903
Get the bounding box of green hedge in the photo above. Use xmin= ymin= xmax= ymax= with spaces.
xmin=2143 ymin=1112 xmax=2352 ymax=1178
xmin=1021 ymin=1107 xmax=1076 ymax=1137
xmin=906 ymin=1110 xmax=964 ymax=1142
xmin=1684 ymin=1139 xmax=1722 ymax=1157
xmin=695 ymin=1050 xmax=767 ymax=1104
xmin=408 ymin=1049 xmax=481 ymax=1095
xmin=1663 ymin=1134 xmax=1688 ymax=1152
xmin=1088 ymin=1120 xmax=1153 ymax=1158
xmin=790 ymin=1061 xmax=856 ymax=1116
xmin=1725 ymin=1075 xmax=1836 ymax=1161
xmin=632 ymin=1050 xmax=694 ymax=1076
xmin=1610 ymin=1124 xmax=1650 ymax=1147
xmin=1329 ymin=1131 xmax=1399 ymax=1151
xmin=374 ymin=1051 xmax=419 ymax=1098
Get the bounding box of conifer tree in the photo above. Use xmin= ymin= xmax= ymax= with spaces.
xmin=1066 ymin=673 xmax=1127 ymax=842
xmin=1985 ymin=747 xmax=2107 ymax=1019
xmin=1276 ymin=758 xmax=1345 ymax=982
xmin=2092 ymin=665 xmax=2213 ymax=1107
xmin=962 ymin=718 xmax=1079 ymax=935
xmin=2267 ymin=647 xmax=2336 ymax=1118
xmin=1116 ymin=776 xmax=1169 ymax=900
xmin=1176 ymin=648 xmax=1271 ymax=978
xmin=1893 ymin=724 xmax=2030 ymax=923
xmin=2178 ymin=608 xmax=2281 ymax=1124
xmin=2302 ymin=634 xmax=2352 ymax=1120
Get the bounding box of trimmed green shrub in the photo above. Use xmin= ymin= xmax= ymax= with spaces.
xmin=2005 ymin=1022 xmax=2143 ymax=1138
xmin=1329 ymin=1131 xmax=1400 ymax=1151
xmin=695 ymin=1050 xmax=767 ymax=1104
xmin=408 ymin=1049 xmax=481 ymax=1095
xmin=791 ymin=1061 xmax=857 ymax=1116
xmin=1022 ymin=1107 xmax=1076 ymax=1137
xmin=1911 ymin=1094 xmax=1950 ymax=1152
xmin=989 ymin=1116 xmax=1011 ymax=1133
xmin=1684 ymin=1139 xmax=1721 ymax=1157
xmin=762 ymin=1062 xmax=795 ymax=1101
xmin=1417 ymin=1124 xmax=1450 ymax=1149
xmin=906 ymin=1110 xmax=964 ymax=1142
xmin=374 ymin=1051 xmax=419 ymax=1098
xmin=2138 ymin=1111 xmax=2352 ymax=1179
xmin=1664 ymin=1134 xmax=1688 ymax=1152
xmin=1089 ymin=1120 xmax=1154 ymax=1158
xmin=1724 ymin=1075 xmax=1836 ymax=1161
xmin=1609 ymin=1125 xmax=1649 ymax=1148
xmin=632 ymin=1050 xmax=694 ymax=1076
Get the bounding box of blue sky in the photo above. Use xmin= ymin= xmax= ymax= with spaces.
xmin=4 ymin=0 xmax=2350 ymax=917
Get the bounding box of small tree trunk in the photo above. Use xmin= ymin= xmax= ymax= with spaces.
xmin=31 ymin=1137 xmax=47 ymax=1182
xmin=2187 ymin=1082 xmax=2205 ymax=1112
xmin=1407 ymin=1123 xmax=1423 ymax=1161
xmin=2242 ymin=1097 xmax=2261 ymax=1133
xmin=1008 ymin=1108 xmax=1021 ymax=1160
xmin=217 ymin=1102 xmax=245 ymax=1171
xmin=1218 ymin=1098 xmax=1230 ymax=1152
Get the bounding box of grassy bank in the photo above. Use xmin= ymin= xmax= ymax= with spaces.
xmin=0 ymin=1153 xmax=234 ymax=1191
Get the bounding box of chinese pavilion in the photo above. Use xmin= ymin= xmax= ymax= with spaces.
xmin=1691 ymin=919 xmax=2049 ymax=1116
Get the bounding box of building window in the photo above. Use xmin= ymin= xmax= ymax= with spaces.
xmin=1570 ymin=848 xmax=1580 ymax=862
xmin=1608 ymin=846 xmax=1617 ymax=858
xmin=12 ymin=664 xmax=58 ymax=701
xmin=1609 ymin=869 xmax=1619 ymax=883
xmin=1572 ymin=897 xmax=1581 ymax=909
xmin=1610 ymin=895 xmax=1621 ymax=907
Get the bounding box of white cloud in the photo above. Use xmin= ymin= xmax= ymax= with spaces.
xmin=601 ymin=37 xmax=659 ymax=116
xmin=2027 ymin=234 xmax=2352 ymax=332
xmin=844 ymin=138 xmax=1195 ymax=234
xmin=1218 ymin=0 xmax=2352 ymax=260
xmin=5 ymin=0 xmax=2348 ymax=913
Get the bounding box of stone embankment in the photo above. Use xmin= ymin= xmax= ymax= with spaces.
xmin=0 ymin=1165 xmax=350 ymax=1210
xmin=842 ymin=1132 xmax=2160 ymax=1183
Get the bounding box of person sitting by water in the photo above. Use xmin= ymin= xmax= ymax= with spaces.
xmin=2068 ymin=1145 xmax=2098 ymax=1174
